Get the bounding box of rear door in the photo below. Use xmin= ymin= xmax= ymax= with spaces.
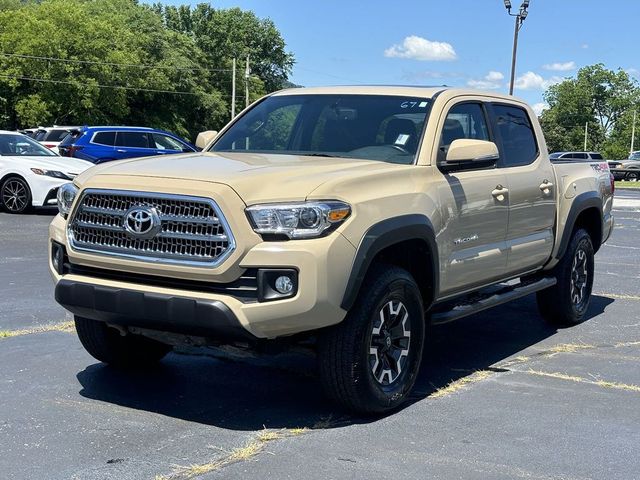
xmin=114 ymin=131 xmax=153 ymax=159
xmin=434 ymin=99 xmax=510 ymax=295
xmin=490 ymin=103 xmax=556 ymax=274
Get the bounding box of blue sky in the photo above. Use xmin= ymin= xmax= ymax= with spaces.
xmin=160 ymin=0 xmax=639 ymax=114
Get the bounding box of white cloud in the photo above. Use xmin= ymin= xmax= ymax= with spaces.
xmin=467 ymin=70 xmax=504 ymax=90
xmin=384 ymin=35 xmax=457 ymax=61
xmin=532 ymin=102 xmax=548 ymax=116
xmin=543 ymin=61 xmax=576 ymax=72
xmin=514 ymin=71 xmax=562 ymax=90
xmin=581 ymin=44 xmax=589 ymax=49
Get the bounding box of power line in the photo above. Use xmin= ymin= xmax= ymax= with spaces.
xmin=0 ymin=52 xmax=233 ymax=73
xmin=0 ymin=73 xmax=234 ymax=97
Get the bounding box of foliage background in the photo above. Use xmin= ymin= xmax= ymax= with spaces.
xmin=0 ymin=0 xmax=294 ymax=141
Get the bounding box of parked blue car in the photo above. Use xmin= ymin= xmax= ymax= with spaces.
xmin=58 ymin=126 xmax=197 ymax=163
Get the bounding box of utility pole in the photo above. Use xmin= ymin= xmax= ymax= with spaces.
xmin=584 ymin=122 xmax=588 ymax=151
xmin=245 ymin=55 xmax=250 ymax=109
xmin=231 ymin=58 xmax=236 ymax=120
xmin=504 ymin=1 xmax=530 ymax=95
xmin=631 ymin=110 xmax=637 ymax=156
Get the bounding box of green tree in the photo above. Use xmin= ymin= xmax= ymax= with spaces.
xmin=540 ymin=64 xmax=639 ymax=158
xmin=0 ymin=0 xmax=293 ymax=140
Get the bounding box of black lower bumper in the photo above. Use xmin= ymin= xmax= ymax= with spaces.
xmin=55 ymin=280 xmax=255 ymax=342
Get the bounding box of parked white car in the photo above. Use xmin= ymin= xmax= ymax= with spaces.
xmin=34 ymin=126 xmax=80 ymax=154
xmin=0 ymin=131 xmax=93 ymax=213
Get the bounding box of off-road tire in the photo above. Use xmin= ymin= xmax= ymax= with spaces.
xmin=318 ymin=264 xmax=425 ymax=414
xmin=74 ymin=316 xmax=171 ymax=368
xmin=537 ymin=228 xmax=594 ymax=326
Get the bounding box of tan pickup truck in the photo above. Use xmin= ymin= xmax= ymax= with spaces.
xmin=49 ymin=87 xmax=614 ymax=414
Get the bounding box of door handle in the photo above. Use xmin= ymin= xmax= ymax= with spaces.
xmin=491 ymin=185 xmax=509 ymax=202
xmin=539 ymin=179 xmax=554 ymax=195
xmin=116 ymin=149 xmax=126 ymax=153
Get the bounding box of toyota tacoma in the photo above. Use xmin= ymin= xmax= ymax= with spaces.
xmin=49 ymin=87 xmax=614 ymax=413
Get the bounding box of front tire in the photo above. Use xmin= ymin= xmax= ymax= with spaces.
xmin=1 ymin=176 xmax=32 ymax=213
xmin=74 ymin=316 xmax=171 ymax=368
xmin=318 ymin=265 xmax=425 ymax=414
xmin=537 ymin=228 xmax=594 ymax=326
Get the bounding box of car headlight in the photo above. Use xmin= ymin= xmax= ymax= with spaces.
xmin=246 ymin=201 xmax=351 ymax=239
xmin=57 ymin=183 xmax=78 ymax=218
xmin=31 ymin=168 xmax=73 ymax=180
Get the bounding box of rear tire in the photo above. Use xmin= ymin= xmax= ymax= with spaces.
xmin=318 ymin=265 xmax=425 ymax=414
xmin=74 ymin=316 xmax=171 ymax=368
xmin=537 ymin=228 xmax=594 ymax=326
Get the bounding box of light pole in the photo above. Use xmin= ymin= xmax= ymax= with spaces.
xmin=504 ymin=0 xmax=530 ymax=95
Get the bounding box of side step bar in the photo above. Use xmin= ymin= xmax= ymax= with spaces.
xmin=430 ymin=277 xmax=557 ymax=325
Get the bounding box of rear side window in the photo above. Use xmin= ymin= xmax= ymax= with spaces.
xmin=116 ymin=131 xmax=150 ymax=148
xmin=590 ymin=153 xmax=603 ymax=160
xmin=92 ymin=132 xmax=116 ymax=146
xmin=34 ymin=130 xmax=47 ymax=141
xmin=493 ymin=104 xmax=538 ymax=167
xmin=44 ymin=129 xmax=71 ymax=142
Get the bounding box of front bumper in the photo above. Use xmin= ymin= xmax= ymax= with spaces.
xmin=55 ymin=279 xmax=253 ymax=342
xmin=49 ymin=211 xmax=356 ymax=340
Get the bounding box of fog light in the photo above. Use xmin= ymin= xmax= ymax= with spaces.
xmin=51 ymin=242 xmax=65 ymax=275
xmin=275 ymin=275 xmax=294 ymax=294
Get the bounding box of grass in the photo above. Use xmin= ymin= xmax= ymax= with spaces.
xmin=0 ymin=321 xmax=74 ymax=339
xmin=155 ymin=428 xmax=308 ymax=480
xmin=430 ymin=370 xmax=494 ymax=398
xmin=615 ymin=180 xmax=640 ymax=189
xmin=542 ymin=343 xmax=595 ymax=357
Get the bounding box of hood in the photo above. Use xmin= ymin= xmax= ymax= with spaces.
xmin=79 ymin=152 xmax=396 ymax=204
xmin=6 ymin=155 xmax=94 ymax=174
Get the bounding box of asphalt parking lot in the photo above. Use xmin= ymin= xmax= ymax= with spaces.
xmin=1 ymin=190 xmax=639 ymax=480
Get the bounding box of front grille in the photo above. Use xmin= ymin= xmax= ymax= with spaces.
xmin=68 ymin=189 xmax=235 ymax=266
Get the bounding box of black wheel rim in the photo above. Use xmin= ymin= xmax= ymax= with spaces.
xmin=570 ymin=247 xmax=588 ymax=307
xmin=2 ymin=179 xmax=28 ymax=212
xmin=369 ymin=300 xmax=411 ymax=386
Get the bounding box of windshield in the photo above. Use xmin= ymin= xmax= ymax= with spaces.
xmin=211 ymin=94 xmax=432 ymax=164
xmin=0 ymin=134 xmax=58 ymax=156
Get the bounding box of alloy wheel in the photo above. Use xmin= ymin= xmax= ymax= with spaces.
xmin=369 ymin=300 xmax=411 ymax=386
xmin=2 ymin=179 xmax=29 ymax=212
xmin=570 ymin=248 xmax=588 ymax=306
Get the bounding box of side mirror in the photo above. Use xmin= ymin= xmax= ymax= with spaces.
xmin=443 ymin=139 xmax=499 ymax=170
xmin=195 ymin=130 xmax=218 ymax=150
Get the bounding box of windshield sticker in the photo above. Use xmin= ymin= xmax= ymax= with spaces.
xmin=395 ymin=134 xmax=410 ymax=146
xmin=400 ymin=101 xmax=427 ymax=109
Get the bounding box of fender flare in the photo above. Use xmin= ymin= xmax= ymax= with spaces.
xmin=555 ymin=191 xmax=603 ymax=260
xmin=341 ymin=214 xmax=439 ymax=311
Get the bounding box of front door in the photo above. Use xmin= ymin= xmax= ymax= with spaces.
xmin=435 ymin=100 xmax=509 ymax=296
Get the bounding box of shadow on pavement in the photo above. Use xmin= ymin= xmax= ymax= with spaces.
xmin=76 ymin=294 xmax=615 ymax=430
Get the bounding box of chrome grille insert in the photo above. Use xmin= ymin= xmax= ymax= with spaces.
xmin=67 ymin=189 xmax=235 ymax=266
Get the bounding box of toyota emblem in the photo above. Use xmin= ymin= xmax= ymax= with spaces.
xmin=123 ymin=206 xmax=161 ymax=239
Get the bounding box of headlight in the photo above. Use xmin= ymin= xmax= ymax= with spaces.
xmin=57 ymin=183 xmax=78 ymax=218
xmin=31 ymin=168 xmax=73 ymax=180
xmin=246 ymin=201 xmax=351 ymax=239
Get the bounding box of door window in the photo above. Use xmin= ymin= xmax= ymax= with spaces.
xmin=152 ymin=133 xmax=184 ymax=150
xmin=493 ymin=105 xmax=538 ymax=167
xmin=440 ymin=103 xmax=490 ymax=151
xmin=116 ymin=132 xmax=151 ymax=148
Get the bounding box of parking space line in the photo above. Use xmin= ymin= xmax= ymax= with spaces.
xmin=517 ymin=369 xmax=640 ymax=393
xmin=594 ymin=292 xmax=640 ymax=301
xmin=0 ymin=320 xmax=74 ymax=339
